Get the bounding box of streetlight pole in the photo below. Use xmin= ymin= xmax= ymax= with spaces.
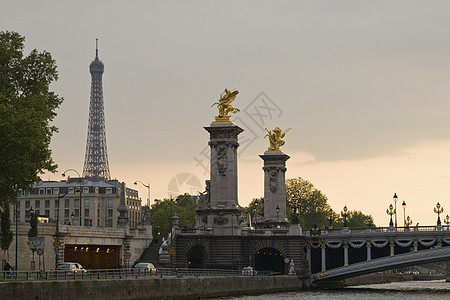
xmin=386 ymin=204 xmax=395 ymax=228
xmin=402 ymin=200 xmax=406 ymax=227
xmin=393 ymin=193 xmax=398 ymax=228
xmin=434 ymin=202 xmax=444 ymax=227
xmin=134 ymin=181 xmax=151 ymax=207
xmin=341 ymin=206 xmax=349 ymax=228
xmin=62 ymin=169 xmax=82 ymax=226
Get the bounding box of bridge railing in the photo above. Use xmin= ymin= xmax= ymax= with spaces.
xmin=0 ymin=267 xmax=252 ymax=282
xmin=309 ymin=225 xmax=449 ymax=236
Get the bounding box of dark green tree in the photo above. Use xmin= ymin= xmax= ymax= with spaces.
xmin=241 ymin=197 xmax=263 ymax=226
xmin=150 ymin=194 xmax=196 ymax=238
xmin=0 ymin=204 xmax=14 ymax=258
xmin=333 ymin=210 xmax=375 ymax=229
xmin=286 ymin=177 xmax=331 ymax=229
xmin=0 ymin=31 xmax=63 ymax=207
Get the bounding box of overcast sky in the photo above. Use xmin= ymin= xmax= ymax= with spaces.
xmin=3 ymin=1 xmax=450 ymax=226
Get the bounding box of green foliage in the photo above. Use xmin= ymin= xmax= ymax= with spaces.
xmin=28 ymin=212 xmax=38 ymax=238
xmin=333 ymin=210 xmax=375 ymax=229
xmin=0 ymin=205 xmax=14 ymax=255
xmin=0 ymin=31 xmax=63 ymax=207
xmin=241 ymin=197 xmax=263 ymax=225
xmin=150 ymin=194 xmax=196 ymax=237
xmin=286 ymin=177 xmax=331 ymax=229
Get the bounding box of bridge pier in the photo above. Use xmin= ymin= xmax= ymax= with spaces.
xmin=321 ymin=242 xmax=326 ymax=272
xmin=343 ymin=242 xmax=348 ymax=266
xmin=366 ymin=241 xmax=371 ymax=261
xmin=446 ymin=260 xmax=450 ymax=282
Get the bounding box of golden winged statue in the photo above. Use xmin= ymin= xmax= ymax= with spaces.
xmin=264 ymin=127 xmax=291 ymax=152
xmin=211 ymin=88 xmax=240 ymax=123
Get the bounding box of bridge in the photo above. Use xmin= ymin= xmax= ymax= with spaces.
xmin=306 ymin=225 xmax=450 ymax=282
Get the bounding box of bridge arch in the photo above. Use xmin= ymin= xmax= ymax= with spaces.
xmin=251 ymin=239 xmax=288 ymax=274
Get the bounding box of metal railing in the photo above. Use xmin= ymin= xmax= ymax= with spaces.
xmin=0 ymin=268 xmax=256 ymax=282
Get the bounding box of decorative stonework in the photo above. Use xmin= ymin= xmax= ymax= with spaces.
xmin=269 ymin=170 xmax=278 ymax=193
xmin=217 ymin=145 xmax=227 ymax=176
xmin=214 ymin=214 xmax=229 ymax=225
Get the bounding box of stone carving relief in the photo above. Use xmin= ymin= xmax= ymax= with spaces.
xmin=214 ymin=213 xmax=229 ymax=225
xmin=217 ymin=145 xmax=227 ymax=176
xmin=269 ymin=170 xmax=278 ymax=193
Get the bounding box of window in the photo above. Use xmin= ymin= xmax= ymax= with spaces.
xmin=53 ymin=188 xmax=59 ymax=194
xmin=84 ymin=218 xmax=90 ymax=226
xmin=74 ymin=199 xmax=80 ymax=208
xmin=25 ymin=200 xmax=30 ymax=209
xmin=55 ymin=199 xmax=59 ymax=208
xmin=69 ymin=188 xmax=74 ymax=194
xmin=84 ymin=199 xmax=89 ymax=207
xmin=46 ymin=188 xmax=52 ymax=194
xmin=95 ymin=187 xmax=99 ymax=194
xmin=84 ymin=209 xmax=89 ymax=217
xmin=75 ymin=209 xmax=80 ymax=217
xmin=83 ymin=187 xmax=89 ymax=194
xmin=35 ymin=200 xmax=40 ymax=208
xmin=39 ymin=189 xmax=44 ymax=195
xmin=35 ymin=210 xmax=40 ymax=216
xmin=107 ymin=199 xmax=113 ymax=208
xmin=97 ymin=219 xmax=100 ymax=227
xmin=108 ymin=209 xmax=113 ymax=218
xmin=65 ymin=199 xmax=69 ymax=208
xmin=45 ymin=210 xmax=50 ymax=217
xmin=64 ymin=209 xmax=69 ymax=218
xmin=106 ymin=188 xmax=112 ymax=194
xmin=45 ymin=200 xmax=50 ymax=208
xmin=25 ymin=210 xmax=30 ymax=219
xmin=106 ymin=219 xmax=112 ymax=228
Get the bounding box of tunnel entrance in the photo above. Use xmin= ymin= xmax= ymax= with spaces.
xmin=254 ymin=247 xmax=285 ymax=275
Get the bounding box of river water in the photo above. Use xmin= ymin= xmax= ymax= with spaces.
xmin=214 ymin=280 xmax=450 ymax=299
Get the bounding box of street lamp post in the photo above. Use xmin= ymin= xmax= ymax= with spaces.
xmin=434 ymin=202 xmax=444 ymax=227
xmin=341 ymin=206 xmax=349 ymax=228
xmin=328 ymin=209 xmax=334 ymax=229
xmin=276 ymin=205 xmax=280 ymax=225
xmin=386 ymin=204 xmax=395 ymax=228
xmin=62 ymin=169 xmax=82 ymax=226
xmin=393 ymin=193 xmax=398 ymax=228
xmin=401 ymin=200 xmax=406 ymax=227
xmin=444 ymin=215 xmax=450 ymax=230
xmin=134 ymin=181 xmax=151 ymax=207
xmin=405 ymin=216 xmax=413 ymax=231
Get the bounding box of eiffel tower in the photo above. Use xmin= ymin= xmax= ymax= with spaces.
xmin=82 ymin=39 xmax=111 ymax=181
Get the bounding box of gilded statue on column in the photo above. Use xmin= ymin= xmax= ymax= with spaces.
xmin=265 ymin=127 xmax=291 ymax=152
xmin=211 ymin=88 xmax=240 ymax=123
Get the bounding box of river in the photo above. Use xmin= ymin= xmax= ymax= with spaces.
xmin=214 ymin=280 xmax=450 ymax=299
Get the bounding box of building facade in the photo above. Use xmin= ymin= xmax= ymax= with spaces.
xmin=13 ymin=178 xmax=142 ymax=229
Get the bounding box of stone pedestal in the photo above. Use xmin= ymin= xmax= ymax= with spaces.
xmin=257 ymin=151 xmax=289 ymax=228
xmin=198 ymin=122 xmax=243 ymax=235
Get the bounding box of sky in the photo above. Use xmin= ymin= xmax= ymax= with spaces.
xmin=3 ymin=1 xmax=450 ymax=226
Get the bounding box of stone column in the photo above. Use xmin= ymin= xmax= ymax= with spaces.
xmin=259 ymin=151 xmax=290 ymax=228
xmin=306 ymin=242 xmax=312 ymax=275
xmin=389 ymin=239 xmax=395 ymax=256
xmin=204 ymin=122 xmax=243 ymax=235
xmin=366 ymin=240 xmax=372 ymax=261
xmin=343 ymin=240 xmax=349 ymax=266
xmin=321 ymin=241 xmax=326 ymax=272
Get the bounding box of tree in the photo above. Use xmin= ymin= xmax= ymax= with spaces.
xmin=333 ymin=210 xmax=375 ymax=229
xmin=0 ymin=31 xmax=63 ymax=207
xmin=286 ymin=177 xmax=331 ymax=229
xmin=150 ymin=194 xmax=196 ymax=238
xmin=0 ymin=204 xmax=14 ymax=259
xmin=28 ymin=211 xmax=38 ymax=238
xmin=241 ymin=197 xmax=263 ymax=226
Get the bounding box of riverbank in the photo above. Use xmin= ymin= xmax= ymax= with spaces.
xmin=0 ymin=275 xmax=310 ymax=300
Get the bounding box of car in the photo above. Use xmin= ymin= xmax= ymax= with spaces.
xmin=133 ymin=262 xmax=156 ymax=272
xmin=242 ymin=266 xmax=257 ymax=276
xmin=53 ymin=262 xmax=87 ymax=275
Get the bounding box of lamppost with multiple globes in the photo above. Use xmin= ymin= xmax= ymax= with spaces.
xmin=341 ymin=206 xmax=349 ymax=228
xmin=405 ymin=215 xmax=413 ymax=230
xmin=444 ymin=215 xmax=450 ymax=230
xmin=434 ymin=202 xmax=444 ymax=227
xmin=134 ymin=181 xmax=151 ymax=207
xmin=62 ymin=169 xmax=82 ymax=226
xmin=393 ymin=193 xmax=398 ymax=228
xmin=386 ymin=204 xmax=395 ymax=228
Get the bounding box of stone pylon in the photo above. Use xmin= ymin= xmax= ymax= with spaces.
xmin=258 ymin=151 xmax=290 ymax=228
xmin=200 ymin=122 xmax=243 ymax=235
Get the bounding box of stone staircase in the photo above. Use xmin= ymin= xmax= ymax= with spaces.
xmin=137 ymin=238 xmax=162 ymax=267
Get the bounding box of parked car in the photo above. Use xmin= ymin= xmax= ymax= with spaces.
xmin=241 ymin=266 xmax=257 ymax=276
xmin=53 ymin=262 xmax=87 ymax=275
xmin=133 ymin=262 xmax=156 ymax=272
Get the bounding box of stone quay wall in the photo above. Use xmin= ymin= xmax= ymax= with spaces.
xmin=1 ymin=275 xmax=309 ymax=300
